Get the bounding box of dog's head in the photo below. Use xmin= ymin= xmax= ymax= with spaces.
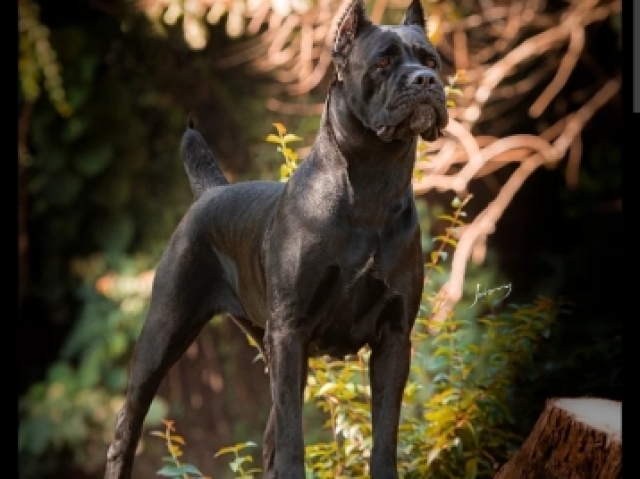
xmin=332 ymin=0 xmax=448 ymax=142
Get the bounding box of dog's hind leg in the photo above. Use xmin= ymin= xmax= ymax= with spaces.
xmin=104 ymin=223 xmax=243 ymax=479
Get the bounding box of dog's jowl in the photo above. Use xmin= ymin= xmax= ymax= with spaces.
xmin=104 ymin=0 xmax=448 ymax=477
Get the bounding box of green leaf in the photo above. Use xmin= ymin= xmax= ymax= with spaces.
xmin=464 ymin=344 xmax=480 ymax=355
xmin=244 ymin=467 xmax=263 ymax=475
xmin=430 ymin=264 xmax=445 ymax=274
xmin=240 ymin=441 xmax=258 ymax=449
xmin=283 ymin=133 xmax=303 ymax=143
xmin=433 ymin=346 xmax=453 ymax=358
xmin=157 ymin=464 xmax=202 ymax=477
xmin=178 ymin=464 xmax=203 ymax=475
xmin=432 ymin=388 xmax=460 ymax=405
xmin=272 ymin=122 xmax=286 ymax=135
xmin=316 ymin=382 xmax=336 ymax=397
xmin=280 ymin=164 xmax=292 ymax=180
xmin=266 ymin=134 xmax=282 ymax=144
xmin=283 ymin=147 xmax=297 ymax=161
xmin=156 ymin=465 xmax=182 ymax=477
xmin=434 ymin=234 xmax=459 ymax=247
xmin=215 ymin=445 xmax=239 ymax=457
xmin=465 ymin=457 xmax=478 ymax=479
xmin=229 ymin=455 xmax=252 ymax=473
xmin=168 ymin=435 xmax=186 ymax=445
xmin=432 ymin=372 xmax=450 ymax=384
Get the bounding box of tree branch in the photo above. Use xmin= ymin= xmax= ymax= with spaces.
xmin=426 ymin=76 xmax=620 ymax=327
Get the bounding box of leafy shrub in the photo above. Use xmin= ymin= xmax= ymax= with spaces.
xmin=19 ymin=256 xmax=169 ymax=473
xmin=152 ymin=420 xmax=260 ymax=479
xmin=303 ymin=297 xmax=564 ymax=479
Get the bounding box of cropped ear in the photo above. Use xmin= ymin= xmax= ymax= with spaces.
xmin=332 ymin=0 xmax=371 ymax=76
xmin=401 ymin=0 xmax=426 ymax=30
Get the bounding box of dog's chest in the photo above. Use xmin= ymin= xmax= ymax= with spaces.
xmin=265 ymin=157 xmax=421 ymax=357
xmin=305 ymin=237 xmax=405 ymax=357
xmin=294 ymin=194 xmax=419 ymax=353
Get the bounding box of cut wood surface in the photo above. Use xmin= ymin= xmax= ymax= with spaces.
xmin=494 ymin=397 xmax=621 ymax=479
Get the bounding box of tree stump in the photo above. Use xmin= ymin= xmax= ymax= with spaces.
xmin=494 ymin=397 xmax=621 ymax=479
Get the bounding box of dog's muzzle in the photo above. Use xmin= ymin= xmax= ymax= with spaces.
xmin=373 ymin=70 xmax=449 ymax=142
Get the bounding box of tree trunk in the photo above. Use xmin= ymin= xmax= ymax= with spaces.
xmin=494 ymin=397 xmax=621 ymax=479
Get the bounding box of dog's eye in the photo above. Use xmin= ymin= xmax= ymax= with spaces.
xmin=376 ymin=57 xmax=391 ymax=69
xmin=426 ymin=58 xmax=437 ymax=69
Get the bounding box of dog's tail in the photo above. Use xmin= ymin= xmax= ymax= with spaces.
xmin=181 ymin=117 xmax=229 ymax=200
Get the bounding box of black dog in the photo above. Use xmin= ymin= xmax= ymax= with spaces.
xmin=104 ymin=0 xmax=448 ymax=477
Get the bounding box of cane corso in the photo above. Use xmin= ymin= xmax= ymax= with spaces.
xmin=104 ymin=0 xmax=448 ymax=477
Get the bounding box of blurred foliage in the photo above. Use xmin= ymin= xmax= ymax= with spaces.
xmin=151 ymin=420 xmax=262 ymax=479
xmin=19 ymin=259 xmax=169 ymax=475
xmin=18 ymin=0 xmax=71 ymax=116
xmin=17 ymin=0 xmax=292 ymax=477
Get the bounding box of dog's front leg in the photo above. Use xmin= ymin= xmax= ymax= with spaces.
xmin=369 ymin=328 xmax=412 ymax=479
xmin=263 ymin=325 xmax=309 ymax=479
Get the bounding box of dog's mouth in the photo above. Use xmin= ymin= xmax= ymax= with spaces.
xmin=372 ymin=90 xmax=449 ymax=142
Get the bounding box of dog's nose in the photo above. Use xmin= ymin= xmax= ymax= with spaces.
xmin=409 ymin=70 xmax=437 ymax=87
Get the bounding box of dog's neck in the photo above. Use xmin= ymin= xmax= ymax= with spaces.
xmin=316 ymin=82 xmax=417 ymax=203
xmin=323 ymin=82 xmax=417 ymax=164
